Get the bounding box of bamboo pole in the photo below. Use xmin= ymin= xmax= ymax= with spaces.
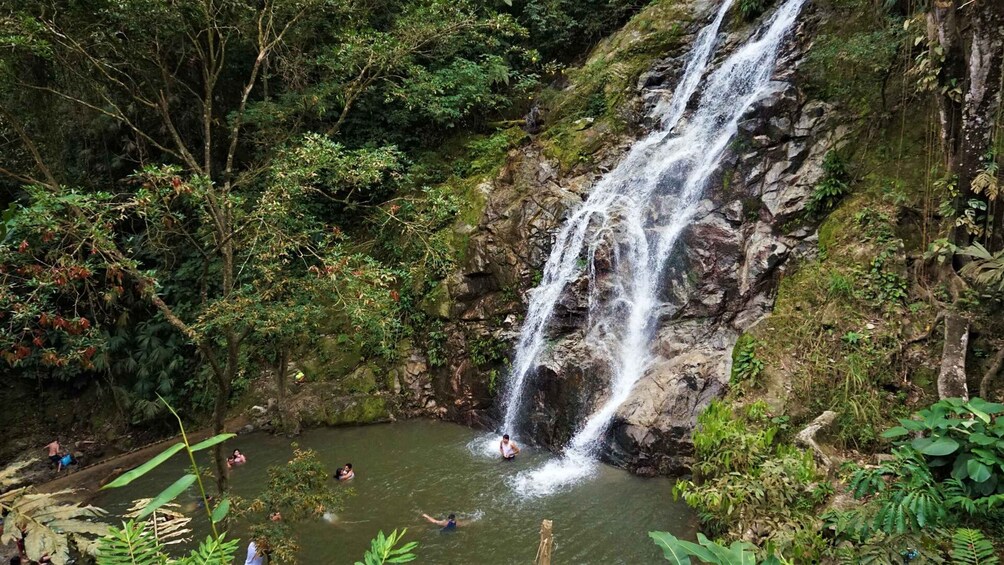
xmin=535 ymin=519 xmax=554 ymax=565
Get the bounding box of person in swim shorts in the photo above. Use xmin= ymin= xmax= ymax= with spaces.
xmin=45 ymin=440 xmax=60 ymax=467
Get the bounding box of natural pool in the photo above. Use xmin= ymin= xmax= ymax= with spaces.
xmin=96 ymin=420 xmax=695 ymax=564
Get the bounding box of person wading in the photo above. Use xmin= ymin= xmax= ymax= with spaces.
xmin=499 ymin=434 xmax=520 ymax=461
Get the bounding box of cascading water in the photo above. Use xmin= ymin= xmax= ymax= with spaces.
xmin=492 ymin=0 xmax=807 ymax=496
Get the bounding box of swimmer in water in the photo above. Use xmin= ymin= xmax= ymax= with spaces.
xmin=422 ymin=513 xmax=458 ymax=531
xmin=334 ymin=463 xmax=354 ymax=480
xmin=500 ymin=434 xmax=520 ymax=460
xmin=227 ymin=449 xmax=246 ymax=469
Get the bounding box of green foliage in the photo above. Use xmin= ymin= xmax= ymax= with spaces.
xmin=97 ymin=520 xmax=166 ymax=565
xmin=242 ymin=446 xmax=345 ymax=564
xmin=807 ymin=152 xmax=851 ymax=216
xmin=97 ymin=520 xmax=240 ymax=565
xmin=802 ymin=4 xmax=904 ymax=114
xmin=102 ymin=397 xmax=232 ymax=553
xmin=425 ymin=320 xmax=449 ymax=368
xmin=355 ymin=529 xmax=419 ymax=565
xmin=853 ymin=210 xmax=908 ymax=307
xmin=731 ymin=336 xmax=765 ymax=387
xmin=675 ymin=401 xmax=825 ymax=557
xmin=838 ymin=448 xmax=950 ymax=536
xmin=738 ymin=0 xmax=769 ymax=22
xmin=950 ymin=529 xmax=999 ymax=565
xmin=825 ymin=400 xmax=1004 ymax=561
xmin=649 ymin=531 xmax=762 ymax=564
xmin=881 ymin=397 xmax=1004 ymax=497
xmin=504 ymin=0 xmax=648 ymax=61
xmin=468 ymin=333 xmax=509 ymax=367
xmin=960 ymin=242 xmax=1004 ymax=294
xmin=453 ymin=128 xmax=526 ymax=178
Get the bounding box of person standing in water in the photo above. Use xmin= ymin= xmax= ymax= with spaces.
xmin=499 ymin=434 xmax=520 ymax=460
xmin=422 ymin=513 xmax=458 ymax=531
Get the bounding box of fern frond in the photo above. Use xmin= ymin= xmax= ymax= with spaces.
xmin=177 ymin=533 xmax=240 ymax=565
xmin=950 ymin=528 xmax=999 ymax=565
xmin=97 ymin=521 xmax=166 ymax=565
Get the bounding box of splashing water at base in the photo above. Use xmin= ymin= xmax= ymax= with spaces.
xmin=499 ymin=0 xmax=808 ymax=496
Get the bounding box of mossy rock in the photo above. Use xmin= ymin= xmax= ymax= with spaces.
xmin=326 ymin=395 xmax=391 ymax=425
xmin=298 ymin=335 xmax=365 ymax=383
xmin=419 ymin=281 xmax=451 ymax=320
xmin=344 ymin=364 xmax=381 ymax=394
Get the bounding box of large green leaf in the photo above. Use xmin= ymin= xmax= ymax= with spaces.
xmin=697 ymin=534 xmax=757 ymax=565
xmin=189 ymin=433 xmax=236 ymax=452
xmin=968 ymin=398 xmax=1004 ymax=416
xmin=881 ymin=426 xmax=909 ymax=439
xmin=967 ymin=460 xmax=992 ymax=484
xmin=970 ymin=433 xmax=998 ymax=446
xmin=210 ymin=498 xmax=230 ymax=524
xmin=649 ymin=531 xmax=694 ymax=564
xmin=136 ymin=474 xmax=197 ymax=520
xmin=916 ymin=437 xmax=960 ymax=456
xmin=101 ymin=443 xmax=185 ymax=489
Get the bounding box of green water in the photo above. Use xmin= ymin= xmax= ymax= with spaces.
xmin=96 ymin=420 xmax=694 ymax=564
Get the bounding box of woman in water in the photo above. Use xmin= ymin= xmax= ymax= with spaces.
xmin=334 ymin=463 xmax=354 ymax=480
xmin=227 ymin=449 xmax=247 ymax=469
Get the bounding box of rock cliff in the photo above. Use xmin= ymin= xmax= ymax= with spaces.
xmin=436 ymin=1 xmax=848 ymax=474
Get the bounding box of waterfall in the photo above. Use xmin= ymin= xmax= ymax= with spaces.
xmin=496 ymin=0 xmax=807 ymax=496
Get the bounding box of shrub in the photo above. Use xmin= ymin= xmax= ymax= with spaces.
xmin=675 ymin=401 xmax=826 ymax=556
xmin=731 ymin=336 xmax=765 ymax=387
xmin=881 ymin=397 xmax=1004 ymax=497
xmin=807 ymin=152 xmax=850 ymax=216
xmin=738 ymin=0 xmax=768 ymax=21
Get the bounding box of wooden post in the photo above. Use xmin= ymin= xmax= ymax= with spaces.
xmin=535 ymin=519 xmax=554 ymax=565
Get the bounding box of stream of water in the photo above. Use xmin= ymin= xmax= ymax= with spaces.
xmin=490 ymin=0 xmax=807 ymax=497
xmin=95 ymin=421 xmax=693 ymax=564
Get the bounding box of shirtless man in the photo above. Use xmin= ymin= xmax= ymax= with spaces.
xmin=45 ymin=440 xmax=60 ymax=467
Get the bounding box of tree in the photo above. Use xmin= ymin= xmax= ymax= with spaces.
xmin=0 ymin=0 xmax=524 ymax=492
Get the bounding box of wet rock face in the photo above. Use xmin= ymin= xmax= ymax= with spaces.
xmin=439 ymin=11 xmax=841 ymax=474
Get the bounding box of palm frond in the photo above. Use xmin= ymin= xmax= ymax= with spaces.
xmin=959 ymin=243 xmax=1004 ymax=292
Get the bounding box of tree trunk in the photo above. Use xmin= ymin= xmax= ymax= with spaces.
xmin=979 ymin=346 xmax=1004 ymax=399
xmin=956 ymin=0 xmax=1004 ymax=245
xmin=927 ymin=0 xmax=965 ymax=172
xmin=938 ymin=312 xmax=970 ymax=400
xmin=534 ymin=519 xmax=553 ymax=565
xmin=794 ymin=410 xmax=839 ymax=472
xmin=276 ymin=349 xmax=289 ymax=432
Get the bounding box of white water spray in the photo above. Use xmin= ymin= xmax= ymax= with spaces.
xmin=495 ymin=0 xmax=807 ymax=495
